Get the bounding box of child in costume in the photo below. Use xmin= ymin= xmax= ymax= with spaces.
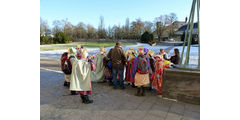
xmin=103 ymin=49 xmax=114 ymax=85
xmin=61 ymin=47 xmax=77 ymax=87
xmin=125 ymin=48 xmax=136 ymax=85
xmin=69 ymin=48 xmax=96 ymax=104
xmin=151 ymin=55 xmax=168 ymax=95
xmin=146 ymin=50 xmax=155 ymax=91
xmin=131 ymin=47 xmax=151 ymax=96
xmin=91 ymin=46 xmax=106 ymax=82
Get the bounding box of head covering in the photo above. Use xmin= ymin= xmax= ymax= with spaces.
xmin=138 ymin=46 xmax=144 ymax=55
xmin=99 ymin=46 xmax=104 ymax=52
xmin=144 ymin=48 xmax=149 ymax=53
xmin=69 ymin=47 xmax=77 ymax=55
xmin=154 ymin=55 xmax=164 ymax=61
xmin=77 ymin=44 xmax=81 ymax=50
xmin=81 ymin=48 xmax=88 ymax=58
xmin=148 ymin=50 xmax=154 ymax=57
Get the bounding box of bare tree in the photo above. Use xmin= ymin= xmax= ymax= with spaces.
xmin=52 ymin=19 xmax=65 ymax=34
xmin=98 ymin=16 xmax=107 ymax=39
xmin=124 ymin=18 xmax=130 ymax=39
xmin=87 ymin=24 xmax=98 ymax=39
xmin=144 ymin=21 xmax=153 ymax=33
xmin=130 ymin=19 xmax=144 ymax=40
xmin=154 ymin=15 xmax=168 ymax=41
xmin=40 ymin=17 xmax=51 ymax=36
xmin=63 ymin=20 xmax=74 ymax=41
xmin=169 ymin=13 xmax=178 ymax=37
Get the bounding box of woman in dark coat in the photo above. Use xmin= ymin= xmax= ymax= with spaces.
xmin=170 ymin=48 xmax=180 ymax=64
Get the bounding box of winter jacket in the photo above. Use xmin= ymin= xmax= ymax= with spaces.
xmin=107 ymin=46 xmax=127 ymax=70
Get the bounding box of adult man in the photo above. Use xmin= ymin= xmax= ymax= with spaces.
xmin=107 ymin=42 xmax=127 ymax=89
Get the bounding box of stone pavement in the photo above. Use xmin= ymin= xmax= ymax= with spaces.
xmin=40 ymin=69 xmax=200 ymax=120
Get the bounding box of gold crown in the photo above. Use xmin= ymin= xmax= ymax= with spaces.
xmin=77 ymin=44 xmax=81 ymax=49
xmin=99 ymin=46 xmax=104 ymax=52
xmin=81 ymin=48 xmax=88 ymax=58
xmin=148 ymin=50 xmax=154 ymax=56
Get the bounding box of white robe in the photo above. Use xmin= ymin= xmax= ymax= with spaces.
xmin=90 ymin=53 xmax=106 ymax=82
xmin=70 ymin=57 xmax=91 ymax=91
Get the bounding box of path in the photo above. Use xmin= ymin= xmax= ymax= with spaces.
xmin=40 ymin=59 xmax=200 ymax=120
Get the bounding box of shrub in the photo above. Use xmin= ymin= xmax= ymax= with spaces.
xmin=54 ymin=32 xmax=70 ymax=44
xmin=140 ymin=31 xmax=154 ymax=43
xmin=40 ymin=36 xmax=48 ymax=44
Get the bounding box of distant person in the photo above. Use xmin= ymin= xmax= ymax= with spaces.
xmin=170 ymin=48 xmax=180 ymax=64
xmin=158 ymin=49 xmax=169 ymax=60
xmin=107 ymin=42 xmax=127 ymax=89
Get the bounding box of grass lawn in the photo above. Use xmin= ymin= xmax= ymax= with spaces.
xmin=40 ymin=41 xmax=137 ymax=51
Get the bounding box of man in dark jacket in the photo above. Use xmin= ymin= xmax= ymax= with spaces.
xmin=107 ymin=42 xmax=127 ymax=89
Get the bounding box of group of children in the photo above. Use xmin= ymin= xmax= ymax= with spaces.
xmin=61 ymin=44 xmax=178 ymax=104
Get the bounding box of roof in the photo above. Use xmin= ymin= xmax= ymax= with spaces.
xmin=177 ymin=23 xmax=198 ymax=31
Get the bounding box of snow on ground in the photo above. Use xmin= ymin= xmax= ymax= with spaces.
xmin=40 ymin=42 xmax=199 ymax=65
xmin=168 ymin=44 xmax=199 ymax=65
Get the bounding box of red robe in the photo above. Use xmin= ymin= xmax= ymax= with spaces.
xmin=151 ymin=56 xmax=167 ymax=94
xmin=125 ymin=58 xmax=135 ymax=83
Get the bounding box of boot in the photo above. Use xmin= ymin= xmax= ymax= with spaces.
xmin=80 ymin=94 xmax=86 ymax=103
xmin=141 ymin=87 xmax=145 ymax=96
xmin=63 ymin=81 xmax=70 ymax=87
xmin=135 ymin=87 xmax=141 ymax=96
xmin=71 ymin=91 xmax=79 ymax=95
xmin=84 ymin=95 xmax=93 ymax=104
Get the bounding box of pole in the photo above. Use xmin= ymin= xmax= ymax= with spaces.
xmin=184 ymin=0 xmax=196 ymax=66
xmin=197 ymin=0 xmax=200 ymax=68
xmin=180 ymin=0 xmax=195 ymax=64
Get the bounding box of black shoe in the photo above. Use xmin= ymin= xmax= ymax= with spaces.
xmin=120 ymin=87 xmax=125 ymax=90
xmin=80 ymin=95 xmax=86 ymax=103
xmin=71 ymin=91 xmax=79 ymax=95
xmin=141 ymin=87 xmax=145 ymax=96
xmin=131 ymin=83 xmax=137 ymax=88
xmin=63 ymin=81 xmax=70 ymax=87
xmin=83 ymin=95 xmax=93 ymax=104
xmin=135 ymin=88 xmax=141 ymax=96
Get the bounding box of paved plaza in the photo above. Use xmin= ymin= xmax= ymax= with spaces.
xmin=40 ymin=59 xmax=200 ymax=120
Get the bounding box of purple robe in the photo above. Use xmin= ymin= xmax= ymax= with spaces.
xmin=130 ymin=55 xmax=150 ymax=81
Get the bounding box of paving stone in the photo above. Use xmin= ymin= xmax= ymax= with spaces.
xmin=127 ymin=110 xmax=149 ymax=120
xmin=183 ymin=110 xmax=200 ymax=120
xmin=40 ymin=69 xmax=200 ymax=120
xmin=148 ymin=104 xmax=169 ymax=118
xmin=143 ymin=113 xmax=165 ymax=120
xmin=169 ymin=102 xmax=185 ymax=115
xmin=165 ymin=113 xmax=182 ymax=120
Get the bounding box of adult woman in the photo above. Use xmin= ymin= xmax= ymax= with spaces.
xmin=170 ymin=48 xmax=180 ymax=64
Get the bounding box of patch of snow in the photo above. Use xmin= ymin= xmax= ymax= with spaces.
xmin=40 ymin=42 xmax=199 ymax=65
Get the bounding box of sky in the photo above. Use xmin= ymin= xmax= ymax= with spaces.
xmin=40 ymin=0 xmax=193 ymax=28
